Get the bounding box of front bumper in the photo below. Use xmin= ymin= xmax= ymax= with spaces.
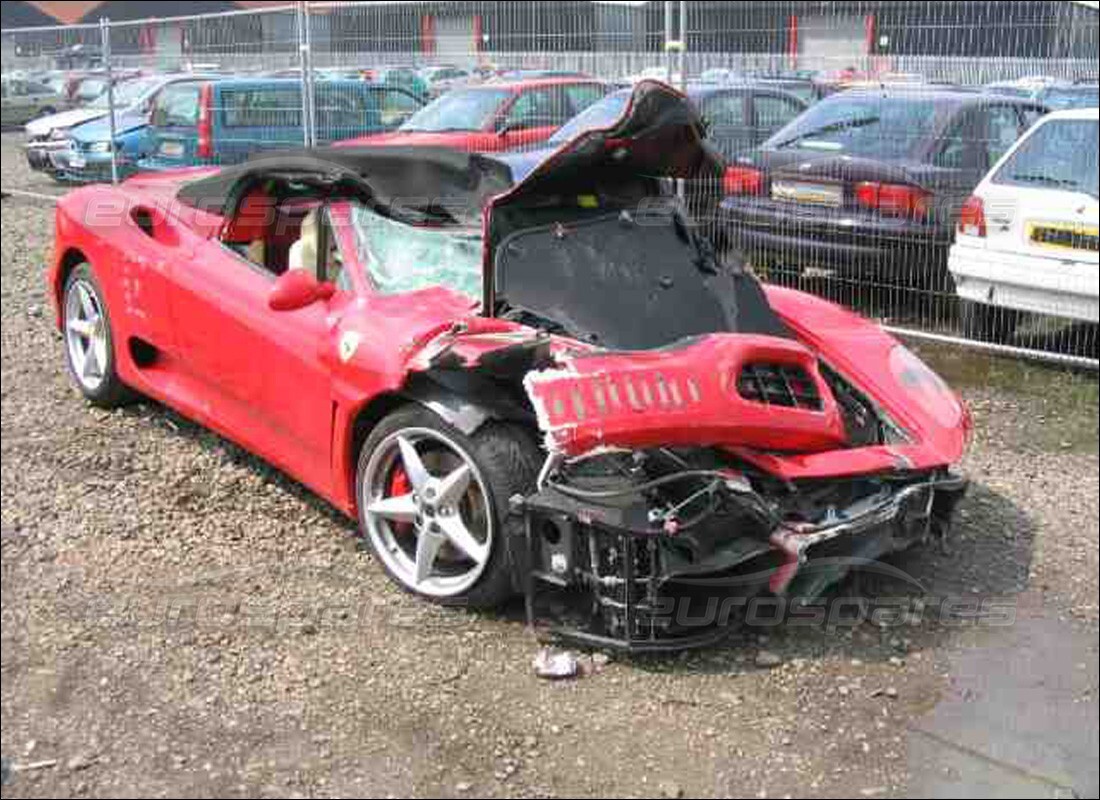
xmin=513 ymin=472 xmax=967 ymax=652
xmin=24 ymin=139 xmax=69 ymax=171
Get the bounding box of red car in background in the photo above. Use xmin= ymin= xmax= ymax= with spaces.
xmin=337 ymin=77 xmax=611 ymax=151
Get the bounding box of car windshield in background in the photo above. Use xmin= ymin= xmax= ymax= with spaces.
xmin=90 ymin=77 xmax=159 ymax=109
xmin=767 ymin=95 xmax=939 ymax=159
xmin=75 ymin=79 xmax=108 ymax=103
xmin=993 ymin=118 xmax=1099 ymax=199
xmin=399 ymin=88 xmax=510 ymax=132
xmin=548 ymin=90 xmax=629 ymax=143
xmin=351 ymin=204 xmax=482 ymax=299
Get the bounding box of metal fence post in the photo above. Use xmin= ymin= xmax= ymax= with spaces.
xmin=678 ymin=0 xmax=687 ymax=91
xmin=664 ymin=1 xmax=674 ymax=83
xmin=297 ymin=1 xmax=316 ymax=148
xmin=99 ymin=16 xmax=119 ymax=184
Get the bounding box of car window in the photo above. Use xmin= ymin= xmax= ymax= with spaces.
xmin=378 ymin=88 xmax=422 ymax=127
xmin=983 ymin=105 xmax=1022 ymax=168
xmin=932 ymin=110 xmax=974 ymax=169
xmin=315 ymin=86 xmax=366 ymax=133
xmin=754 ymin=94 xmax=802 ymax=130
xmin=564 ymin=83 xmax=607 ymax=115
xmin=351 ymin=203 xmax=482 ymax=299
xmin=223 ymin=86 xmax=302 ymax=128
xmin=1019 ymin=105 xmax=1045 ymax=129
xmin=26 ymin=80 xmax=52 ymax=95
xmin=548 ymin=90 xmax=630 ymax=143
xmin=768 ymin=95 xmax=938 ymax=159
xmin=505 ymin=88 xmax=570 ymax=129
xmin=76 ymin=78 xmax=107 ymax=102
xmin=992 ymin=118 xmax=1099 ymax=199
xmin=1044 ymin=86 xmax=1100 ymax=110
xmin=153 ymin=82 xmax=201 ymax=127
xmin=703 ymin=93 xmax=747 ymax=126
xmin=400 ymin=88 xmax=510 ymax=132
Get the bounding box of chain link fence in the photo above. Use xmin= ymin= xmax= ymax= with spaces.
xmin=2 ymin=0 xmax=1097 ymax=367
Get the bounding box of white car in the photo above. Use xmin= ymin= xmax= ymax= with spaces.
xmin=24 ymin=75 xmax=162 ymax=172
xmin=948 ymin=107 xmax=1099 ymax=341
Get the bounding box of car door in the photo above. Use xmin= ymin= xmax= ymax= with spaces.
xmin=167 ymin=208 xmax=338 ymax=495
xmin=699 ymin=91 xmax=753 ymax=160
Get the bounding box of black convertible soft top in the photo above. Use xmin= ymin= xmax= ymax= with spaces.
xmin=174 ymin=146 xmax=516 ymax=224
xmin=173 ymin=81 xmax=723 ymax=226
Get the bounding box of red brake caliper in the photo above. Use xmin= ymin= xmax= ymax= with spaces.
xmin=388 ymin=465 xmax=414 ymax=537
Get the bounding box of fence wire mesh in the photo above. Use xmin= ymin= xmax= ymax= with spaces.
xmin=2 ymin=0 xmax=1097 ymax=366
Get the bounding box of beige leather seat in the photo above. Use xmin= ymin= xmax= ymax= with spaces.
xmin=288 ymin=209 xmax=321 ymax=279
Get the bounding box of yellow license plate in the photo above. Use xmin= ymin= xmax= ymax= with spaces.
xmin=771 ymin=180 xmax=843 ymax=208
xmin=1027 ymin=221 xmax=1099 ymax=253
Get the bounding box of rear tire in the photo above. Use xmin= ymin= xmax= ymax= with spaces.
xmin=62 ymin=264 xmax=137 ymax=408
xmin=960 ymin=299 xmax=1018 ymax=344
xmin=356 ymin=405 xmax=541 ymax=609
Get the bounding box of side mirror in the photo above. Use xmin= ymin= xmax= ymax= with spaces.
xmin=268 ymin=269 xmax=335 ymax=312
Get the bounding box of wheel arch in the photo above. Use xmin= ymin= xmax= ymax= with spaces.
xmin=340 ymin=371 xmax=535 ymax=514
xmin=51 ymin=247 xmax=91 ymax=331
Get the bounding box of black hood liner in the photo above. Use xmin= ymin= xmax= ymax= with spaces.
xmin=493 ymin=207 xmax=788 ymax=350
xmin=174 ymin=147 xmax=514 ymax=224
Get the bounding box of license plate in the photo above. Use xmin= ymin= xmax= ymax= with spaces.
xmin=69 ymin=153 xmax=86 ymax=169
xmin=1027 ymin=221 xmax=1099 ymax=253
xmin=158 ymin=141 xmax=184 ymax=158
xmin=771 ymin=180 xmax=843 ymax=207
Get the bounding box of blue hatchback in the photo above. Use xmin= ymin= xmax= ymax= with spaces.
xmin=137 ymin=77 xmax=424 ymax=171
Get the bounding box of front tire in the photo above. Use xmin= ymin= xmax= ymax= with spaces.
xmin=62 ymin=264 xmax=136 ymax=408
xmin=356 ymin=406 xmax=541 ymax=609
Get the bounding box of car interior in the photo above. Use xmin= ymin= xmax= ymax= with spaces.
xmin=221 ymin=187 xmax=345 ymax=287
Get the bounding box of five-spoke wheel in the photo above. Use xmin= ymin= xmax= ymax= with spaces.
xmin=61 ymin=263 xmax=134 ymax=407
xmin=356 ymin=406 xmax=540 ymax=607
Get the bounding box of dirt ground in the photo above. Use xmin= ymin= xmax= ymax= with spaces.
xmin=2 ymin=133 xmax=1097 ymax=798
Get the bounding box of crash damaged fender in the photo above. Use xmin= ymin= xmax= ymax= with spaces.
xmin=522 ymin=333 xmax=847 ymax=456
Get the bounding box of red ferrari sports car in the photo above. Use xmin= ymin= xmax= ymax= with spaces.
xmin=48 ymin=82 xmax=969 ymax=650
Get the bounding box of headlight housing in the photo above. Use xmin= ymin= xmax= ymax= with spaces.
xmin=49 ymin=127 xmax=67 ymax=140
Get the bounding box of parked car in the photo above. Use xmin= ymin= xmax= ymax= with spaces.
xmin=985 ymin=77 xmax=1100 ymax=111
xmin=360 ymin=65 xmax=430 ymax=101
xmin=138 ymin=77 xmax=424 ymax=169
xmin=46 ymin=82 xmax=968 ymax=650
xmin=499 ymin=82 xmax=806 ymax=182
xmin=948 ymin=107 xmax=1098 ymax=341
xmin=24 ymin=74 xmax=164 ymax=171
xmin=1 ymin=75 xmax=67 ymax=127
xmin=717 ymin=86 xmax=1047 ymax=285
xmin=338 ymin=78 xmax=611 ymax=152
xmin=420 ymin=65 xmax=475 ymax=97
xmin=51 ymin=74 xmax=222 ymax=183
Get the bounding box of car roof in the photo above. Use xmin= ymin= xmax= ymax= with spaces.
xmin=830 ymin=85 xmax=1023 ymax=105
xmin=464 ymin=76 xmax=606 ymax=91
xmin=208 ymin=76 xmax=366 ymax=88
xmin=1040 ymin=107 xmax=1099 ymax=121
xmin=687 ymin=82 xmax=806 ymax=100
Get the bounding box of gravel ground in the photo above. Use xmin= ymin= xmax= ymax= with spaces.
xmin=2 ymin=132 xmax=1098 ymax=798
